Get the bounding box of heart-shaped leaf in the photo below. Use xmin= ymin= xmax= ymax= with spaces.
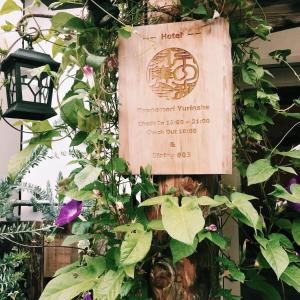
xmin=161 ymin=197 xmax=204 ymax=245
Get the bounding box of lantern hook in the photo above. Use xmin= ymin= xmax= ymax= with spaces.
xmin=16 ymin=13 xmax=53 ymax=49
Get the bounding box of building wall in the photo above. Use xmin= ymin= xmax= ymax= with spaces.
xmin=252 ymin=27 xmax=300 ymax=64
xmin=0 ymin=6 xmax=22 ymax=179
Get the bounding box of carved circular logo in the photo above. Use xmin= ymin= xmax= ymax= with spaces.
xmin=146 ymin=48 xmax=199 ymax=100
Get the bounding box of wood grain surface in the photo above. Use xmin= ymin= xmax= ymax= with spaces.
xmin=119 ymin=18 xmax=232 ymax=175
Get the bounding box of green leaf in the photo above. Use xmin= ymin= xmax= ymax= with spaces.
xmin=40 ymin=257 xmax=106 ymax=300
xmin=288 ymin=252 xmax=300 ymax=263
xmin=260 ymin=240 xmax=289 ymax=279
xmin=120 ymin=230 xmax=152 ymax=266
xmin=255 ymin=235 xmax=268 ymax=248
xmin=218 ymin=257 xmax=245 ymax=283
xmin=246 ymin=159 xmax=277 ymax=185
xmin=52 ymin=37 xmax=65 ymax=58
xmin=114 ymin=223 xmax=144 ymax=233
xmin=230 ymin=193 xmax=260 ymax=229
xmin=72 ymin=221 xmax=92 ymax=235
xmin=77 ymin=111 xmax=99 ymax=132
xmin=74 ymin=165 xmax=101 ymax=190
xmin=170 ymin=238 xmax=197 ymax=264
xmin=118 ymin=25 xmax=133 ymax=38
xmin=257 ymin=90 xmax=279 ymax=108
xmin=1 ymin=20 xmax=14 ymax=31
xmin=65 ymin=189 xmax=94 ymax=200
xmin=86 ymin=54 xmax=106 ymax=68
xmin=277 ymin=150 xmax=300 ymax=159
xmin=64 ymin=16 xmax=86 ymax=31
xmin=70 ymin=131 xmax=88 ymax=147
xmin=120 ymin=280 xmax=134 ymax=298
xmin=111 ymin=157 xmax=127 ymax=173
xmin=274 ymin=218 xmax=292 ymax=230
xmin=198 ymin=231 xmax=228 ymax=250
xmin=51 ymin=12 xmax=75 ymax=30
xmin=193 ymin=4 xmax=207 ymax=15
xmin=62 ymin=234 xmax=93 ymax=246
xmin=161 ymin=197 xmax=205 ymax=245
xmin=123 ymin=264 xmax=135 ymax=278
xmin=29 ymin=130 xmax=61 ymax=148
xmin=139 ymin=195 xmax=175 ymax=207
xmin=278 ymin=166 xmax=297 ymax=175
xmin=189 ymin=195 xmax=227 ymax=207
xmin=242 ymin=66 xmax=256 ymax=85
xmin=270 ymin=184 xmax=300 ymax=203
xmin=252 ymin=23 xmax=271 ymax=40
xmin=232 ymin=209 xmax=263 ymax=231
xmin=281 ymin=112 xmax=300 ymax=120
xmin=292 ymin=219 xmax=300 ymax=246
xmin=269 ymin=49 xmax=291 ymax=63
xmin=291 ymin=183 xmax=300 ymax=196
xmin=181 ymin=0 xmax=194 ymax=10
xmin=8 ymin=145 xmax=35 ymax=180
xmin=269 ymin=233 xmax=293 ymax=249
xmin=93 ymin=270 xmax=125 ymax=300
xmin=244 ymin=108 xmax=267 ymax=126
xmin=60 ymin=96 xmax=85 ymax=128
xmin=147 ymin=219 xmax=164 ymax=231
xmin=246 ymin=271 xmax=281 ymax=300
xmin=0 ymin=0 xmax=21 ymax=15
xmin=54 ymin=260 xmax=81 ymax=277
xmin=231 ymin=192 xmax=257 ymax=202
xmin=31 ymin=120 xmax=52 ymax=132
xmin=281 ymin=265 xmax=300 ymax=294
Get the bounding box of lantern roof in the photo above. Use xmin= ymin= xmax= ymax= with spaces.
xmin=0 ymin=48 xmax=60 ymax=72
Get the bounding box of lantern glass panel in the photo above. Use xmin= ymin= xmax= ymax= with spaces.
xmin=5 ymin=68 xmax=17 ymax=106
xmin=19 ymin=65 xmax=50 ymax=104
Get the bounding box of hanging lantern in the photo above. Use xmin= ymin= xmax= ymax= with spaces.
xmin=0 ymin=48 xmax=59 ymax=120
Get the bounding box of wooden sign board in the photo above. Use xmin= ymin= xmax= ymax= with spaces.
xmin=119 ymin=18 xmax=232 ymax=175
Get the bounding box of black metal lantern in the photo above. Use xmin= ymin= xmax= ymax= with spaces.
xmin=1 ymin=48 xmax=59 ymax=120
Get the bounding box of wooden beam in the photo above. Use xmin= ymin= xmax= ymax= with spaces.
xmin=256 ymin=0 xmax=300 ymax=32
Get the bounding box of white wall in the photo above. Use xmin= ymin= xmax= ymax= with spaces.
xmin=0 ymin=1 xmax=81 ymax=220
xmin=0 ymin=5 xmax=22 ymax=179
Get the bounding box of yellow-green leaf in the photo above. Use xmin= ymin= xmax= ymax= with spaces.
xmin=8 ymin=145 xmax=35 ymax=180
xmin=120 ymin=230 xmax=152 ymax=266
xmin=161 ymin=197 xmax=205 ymax=245
xmin=0 ymin=0 xmax=21 ymax=15
xmin=246 ymin=159 xmax=277 ymax=185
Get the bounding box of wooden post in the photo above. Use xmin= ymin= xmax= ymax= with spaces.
xmin=149 ymin=175 xmax=220 ymax=300
xmin=146 ymin=2 xmax=221 ymax=299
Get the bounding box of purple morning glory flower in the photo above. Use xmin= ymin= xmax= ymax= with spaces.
xmin=83 ymin=65 xmax=93 ymax=76
xmin=205 ymin=224 xmax=217 ymax=232
xmin=55 ymin=199 xmax=83 ymax=226
xmin=83 ymin=292 xmax=92 ymax=300
xmin=83 ymin=65 xmax=95 ymax=87
xmin=287 ymin=177 xmax=300 ymax=212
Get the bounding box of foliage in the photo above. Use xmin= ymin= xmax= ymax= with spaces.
xmin=1 ymin=0 xmax=300 ymax=299
xmin=0 ymin=248 xmax=29 ymax=300
xmin=0 ymin=144 xmax=61 ymax=221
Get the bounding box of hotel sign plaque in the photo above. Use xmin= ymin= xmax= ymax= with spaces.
xmin=119 ymin=18 xmax=232 ymax=174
